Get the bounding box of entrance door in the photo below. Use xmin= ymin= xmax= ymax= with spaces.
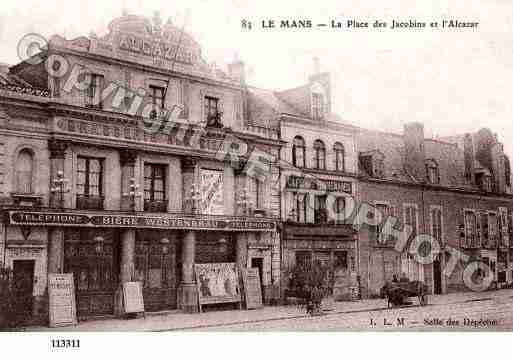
xmin=134 ymin=234 xmax=178 ymax=312
xmin=12 ymin=260 xmax=35 ymax=320
xmin=64 ymin=230 xmax=118 ymax=318
xmin=251 ymin=258 xmax=264 ymax=301
xmin=433 ymin=258 xmax=442 ymax=294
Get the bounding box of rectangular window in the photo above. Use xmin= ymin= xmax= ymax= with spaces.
xmin=404 ymin=204 xmax=418 ymax=239
xmin=205 ymin=96 xmax=220 ymax=121
xmin=464 ymin=210 xmax=478 ymax=247
xmin=430 ymin=207 xmax=443 ymax=246
xmin=334 ymin=197 xmax=346 ymax=223
xmin=427 ymin=166 xmax=439 ymax=184
xmin=488 ymin=212 xmax=499 ymax=246
xmin=334 ymin=251 xmax=348 ymax=271
xmin=144 ymin=164 xmax=166 ymax=202
xmin=149 ymin=85 xmax=165 ymax=118
xmin=314 ymin=195 xmax=327 ymax=224
xmin=295 ymin=192 xmax=307 ymax=223
xmin=295 ymin=251 xmax=312 ymax=267
xmin=375 ymin=203 xmax=390 ymax=241
xmin=499 ymin=207 xmax=509 ymax=247
xmin=253 ymin=178 xmax=263 ymax=209
xmin=86 ymin=74 xmax=104 ymax=108
xmin=77 ymin=157 xmax=103 ymax=197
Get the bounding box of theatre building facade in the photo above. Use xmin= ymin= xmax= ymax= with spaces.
xmin=0 ymin=13 xmax=282 ymax=323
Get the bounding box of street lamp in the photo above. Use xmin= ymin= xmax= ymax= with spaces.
xmin=50 ymin=170 xmax=69 ymax=208
xmin=93 ymin=235 xmax=105 ymax=254
xmin=123 ymin=177 xmax=142 ymax=212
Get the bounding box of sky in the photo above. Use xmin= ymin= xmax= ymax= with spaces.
xmin=1 ymin=0 xmax=512 ymax=156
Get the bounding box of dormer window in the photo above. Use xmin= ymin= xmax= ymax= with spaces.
xmin=360 ymin=151 xmax=385 ymax=178
xmin=476 ymin=171 xmax=492 ymax=192
xmin=292 ymin=136 xmax=306 ymax=168
xmin=425 ymin=159 xmax=440 ymax=184
xmin=313 ymin=140 xmax=326 ymax=170
xmin=312 ymin=92 xmax=324 ymax=120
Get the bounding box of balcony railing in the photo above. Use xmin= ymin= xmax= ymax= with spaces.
xmin=243 ymin=124 xmax=280 ymax=139
xmin=144 ymin=200 xmax=168 ymax=213
xmin=76 ymin=195 xmax=104 ymax=210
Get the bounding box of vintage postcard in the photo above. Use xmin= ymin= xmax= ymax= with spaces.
xmin=0 ymin=0 xmax=512 ymax=356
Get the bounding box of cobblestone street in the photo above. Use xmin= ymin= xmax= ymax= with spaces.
xmin=31 ymin=288 xmax=513 ymax=331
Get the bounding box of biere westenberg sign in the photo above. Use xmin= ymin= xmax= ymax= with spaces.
xmin=7 ymin=211 xmax=276 ymax=232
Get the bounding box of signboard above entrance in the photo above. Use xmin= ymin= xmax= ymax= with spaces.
xmin=7 ymin=211 xmax=276 ymax=232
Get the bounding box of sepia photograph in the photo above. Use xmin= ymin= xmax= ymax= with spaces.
xmin=0 ymin=0 xmax=512 ymax=356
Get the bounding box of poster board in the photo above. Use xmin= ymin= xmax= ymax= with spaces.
xmin=241 ymin=268 xmax=263 ymax=309
xmin=194 ymin=263 xmax=241 ymax=312
xmin=48 ymin=273 xmax=77 ymax=328
xmin=123 ymin=281 xmax=145 ymax=314
xmin=199 ymin=168 xmax=224 ymax=215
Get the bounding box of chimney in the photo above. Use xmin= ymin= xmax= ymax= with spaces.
xmin=403 ymin=122 xmax=426 ymax=181
xmin=463 ymin=133 xmax=475 ymax=184
xmin=228 ymin=59 xmax=246 ymax=86
xmin=491 ymin=141 xmax=506 ymax=193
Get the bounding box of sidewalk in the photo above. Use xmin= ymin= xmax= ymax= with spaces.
xmin=30 ymin=288 xmax=513 ymax=331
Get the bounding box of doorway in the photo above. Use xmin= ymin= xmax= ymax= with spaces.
xmin=433 ymin=258 xmax=442 ymax=295
xmin=12 ymin=260 xmax=35 ymax=319
xmin=251 ymin=257 xmax=264 ymax=301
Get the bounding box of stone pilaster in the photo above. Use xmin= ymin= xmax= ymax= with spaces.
xmin=236 ymin=232 xmax=248 ymax=270
xmin=47 ymin=228 xmax=64 ymax=274
xmin=181 ymin=157 xmax=197 ymax=214
xmin=178 ymin=230 xmax=198 ymax=313
xmin=119 ymin=149 xmax=138 ymax=211
xmin=115 ymin=229 xmax=135 ymax=316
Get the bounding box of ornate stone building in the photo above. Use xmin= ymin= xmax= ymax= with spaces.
xmin=0 ymin=13 xmax=281 ymax=323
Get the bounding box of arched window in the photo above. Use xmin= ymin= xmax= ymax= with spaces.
xmin=334 ymin=142 xmax=345 ymax=172
xmin=292 ymin=136 xmax=306 ymax=168
xmin=313 ymin=140 xmax=326 ymax=170
xmin=15 ymin=149 xmax=34 ymax=193
xmin=425 ymin=159 xmax=439 ymax=184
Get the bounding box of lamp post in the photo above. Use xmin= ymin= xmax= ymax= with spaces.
xmin=50 ymin=170 xmax=69 ymax=208
xmin=93 ymin=235 xmax=105 ymax=254
xmin=123 ymin=177 xmax=142 ymax=212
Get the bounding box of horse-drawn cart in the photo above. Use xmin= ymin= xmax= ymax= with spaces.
xmin=380 ymin=280 xmax=429 ymax=308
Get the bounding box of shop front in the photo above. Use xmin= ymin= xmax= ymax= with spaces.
xmin=282 ymin=223 xmax=358 ymax=301
xmin=5 ymin=209 xmax=278 ymax=319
